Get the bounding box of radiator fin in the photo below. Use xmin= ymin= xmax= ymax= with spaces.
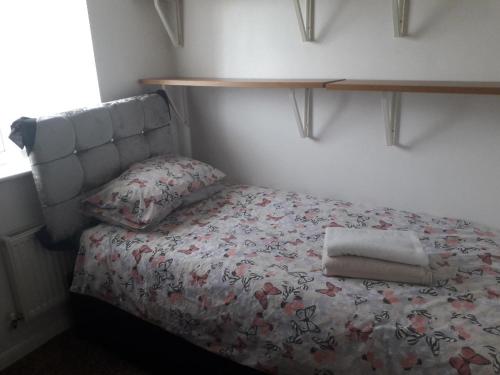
xmin=1 ymin=226 xmax=75 ymax=323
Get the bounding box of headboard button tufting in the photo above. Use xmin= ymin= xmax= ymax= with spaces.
xmin=28 ymin=92 xmax=174 ymax=243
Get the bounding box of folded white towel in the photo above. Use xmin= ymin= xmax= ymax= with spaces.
xmin=324 ymin=228 xmax=428 ymax=267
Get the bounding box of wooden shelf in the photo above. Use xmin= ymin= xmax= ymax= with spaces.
xmin=141 ymin=78 xmax=500 ymax=95
xmin=139 ymin=77 xmax=340 ymax=139
xmin=140 ymin=77 xmax=500 ymax=145
xmin=325 ymin=80 xmax=500 ymax=95
xmin=139 ymin=78 xmax=341 ymax=89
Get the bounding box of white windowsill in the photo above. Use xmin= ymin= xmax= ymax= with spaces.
xmin=0 ymin=157 xmax=32 ymax=183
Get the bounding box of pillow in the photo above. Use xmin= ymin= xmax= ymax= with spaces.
xmin=82 ymin=155 xmax=225 ymax=230
xmin=180 ymin=183 xmax=225 ymax=208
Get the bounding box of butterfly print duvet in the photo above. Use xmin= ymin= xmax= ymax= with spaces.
xmin=71 ymin=185 xmax=500 ymax=374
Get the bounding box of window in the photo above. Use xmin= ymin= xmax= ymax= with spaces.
xmin=0 ymin=0 xmax=101 ymax=167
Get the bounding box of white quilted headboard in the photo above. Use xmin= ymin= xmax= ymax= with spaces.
xmin=29 ymin=92 xmax=176 ymax=244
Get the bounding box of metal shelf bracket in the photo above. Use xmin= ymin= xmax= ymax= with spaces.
xmin=289 ymin=88 xmax=312 ymax=138
xmin=393 ymin=0 xmax=409 ymax=37
xmin=293 ymin=0 xmax=315 ymax=42
xmin=154 ymin=0 xmax=183 ymax=47
xmin=381 ymin=92 xmax=401 ymax=146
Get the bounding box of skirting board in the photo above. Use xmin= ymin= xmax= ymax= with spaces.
xmin=0 ymin=306 xmax=72 ymax=371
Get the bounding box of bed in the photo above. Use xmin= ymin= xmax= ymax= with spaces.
xmin=69 ymin=184 xmax=500 ymax=374
xmin=26 ymin=93 xmax=500 ymax=375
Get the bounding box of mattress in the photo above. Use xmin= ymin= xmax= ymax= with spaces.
xmin=71 ymin=185 xmax=500 ymax=375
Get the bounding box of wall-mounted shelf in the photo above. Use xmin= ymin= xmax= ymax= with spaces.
xmin=326 ymin=80 xmax=500 ymax=146
xmin=325 ymin=80 xmax=500 ymax=95
xmin=139 ymin=78 xmax=333 ymax=89
xmin=141 ymin=78 xmax=500 ymax=96
xmin=152 ymin=0 xmax=413 ymax=47
xmin=141 ymin=77 xmax=500 ymax=145
xmin=140 ymin=78 xmax=341 ymax=138
xmin=153 ymin=0 xmax=315 ymax=47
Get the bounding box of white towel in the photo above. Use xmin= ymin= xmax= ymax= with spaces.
xmin=324 ymin=228 xmax=428 ymax=267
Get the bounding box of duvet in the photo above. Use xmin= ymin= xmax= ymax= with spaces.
xmin=71 ymin=185 xmax=500 ymax=375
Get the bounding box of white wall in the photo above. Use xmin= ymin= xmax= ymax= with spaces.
xmin=0 ymin=0 xmax=176 ymax=369
xmin=175 ymin=0 xmax=500 ymax=229
xmin=86 ymin=0 xmax=176 ymax=102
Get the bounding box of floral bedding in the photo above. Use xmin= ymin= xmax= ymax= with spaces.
xmin=71 ymin=185 xmax=500 ymax=375
xmin=83 ymin=155 xmax=225 ymax=230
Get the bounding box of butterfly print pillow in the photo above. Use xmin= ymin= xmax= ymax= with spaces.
xmin=82 ymin=155 xmax=225 ymax=230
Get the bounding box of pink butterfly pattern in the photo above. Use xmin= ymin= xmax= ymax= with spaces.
xmin=254 ymin=282 xmax=282 ymax=310
xmin=72 ymin=184 xmax=500 ymax=375
xmin=315 ymin=282 xmax=342 ymax=297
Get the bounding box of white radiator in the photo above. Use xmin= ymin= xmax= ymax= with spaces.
xmin=1 ymin=225 xmax=75 ymax=328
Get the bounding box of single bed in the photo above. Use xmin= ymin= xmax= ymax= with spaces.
xmin=25 ymin=93 xmax=500 ymax=375
xmin=70 ymin=184 xmax=500 ymax=375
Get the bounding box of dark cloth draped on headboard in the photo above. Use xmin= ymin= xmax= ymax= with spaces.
xmin=9 ymin=117 xmax=37 ymax=155
xmin=156 ymin=89 xmax=172 ymax=119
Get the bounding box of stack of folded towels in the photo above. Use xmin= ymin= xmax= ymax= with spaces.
xmin=322 ymin=228 xmax=432 ymax=285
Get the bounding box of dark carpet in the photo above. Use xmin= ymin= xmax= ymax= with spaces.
xmin=2 ymin=330 xmax=151 ymax=375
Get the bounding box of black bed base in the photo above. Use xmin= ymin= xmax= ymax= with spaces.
xmin=70 ymin=293 xmax=263 ymax=375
